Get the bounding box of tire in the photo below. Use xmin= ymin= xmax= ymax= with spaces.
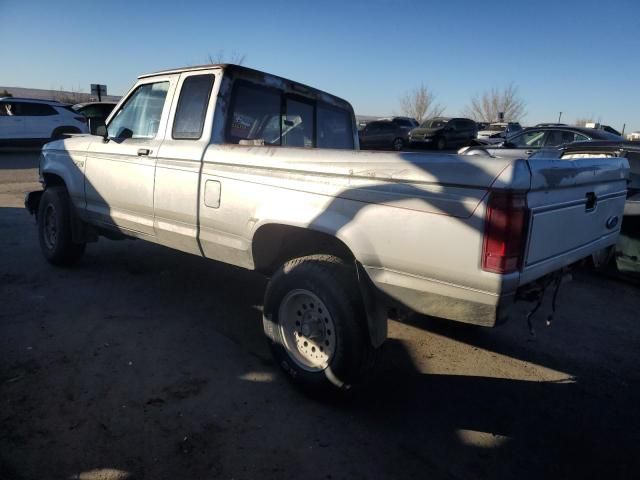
xmin=435 ymin=137 xmax=447 ymax=150
xmin=263 ymin=255 xmax=375 ymax=395
xmin=38 ymin=187 xmax=85 ymax=266
xmin=392 ymin=137 xmax=404 ymax=151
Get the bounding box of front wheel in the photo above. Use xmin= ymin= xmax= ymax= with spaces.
xmin=263 ymin=255 xmax=375 ymax=395
xmin=436 ymin=137 xmax=447 ymax=150
xmin=38 ymin=187 xmax=85 ymax=266
xmin=392 ymin=137 xmax=404 ymax=151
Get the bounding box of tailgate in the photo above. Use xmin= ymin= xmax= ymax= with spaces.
xmin=522 ymin=157 xmax=629 ymax=276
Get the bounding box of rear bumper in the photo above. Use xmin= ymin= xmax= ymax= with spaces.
xmin=364 ymin=231 xmax=621 ymax=328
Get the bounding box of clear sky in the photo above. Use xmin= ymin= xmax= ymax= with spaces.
xmin=1 ymin=0 xmax=639 ymax=131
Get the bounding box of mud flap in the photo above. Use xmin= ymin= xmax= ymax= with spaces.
xmin=355 ymin=262 xmax=388 ymax=348
xmin=24 ymin=190 xmax=44 ymax=217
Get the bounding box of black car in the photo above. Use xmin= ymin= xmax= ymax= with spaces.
xmin=359 ymin=120 xmax=412 ymax=151
xmin=385 ymin=116 xmax=419 ymax=128
xmin=72 ymin=102 xmax=117 ymax=134
xmin=408 ymin=117 xmax=478 ymax=150
xmin=462 ymin=125 xmax=624 ymax=159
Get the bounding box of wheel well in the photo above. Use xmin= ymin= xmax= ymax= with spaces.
xmin=42 ymin=173 xmax=66 ymax=189
xmin=252 ymin=224 xmax=355 ymax=275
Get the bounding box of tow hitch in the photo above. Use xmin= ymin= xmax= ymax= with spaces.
xmin=516 ymin=268 xmax=572 ymax=337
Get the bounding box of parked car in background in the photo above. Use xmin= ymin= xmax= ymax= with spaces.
xmin=408 ymin=117 xmax=477 ymax=150
xmin=0 ymin=97 xmax=89 ymax=144
xmin=477 ymin=122 xmax=522 ymax=144
xmin=359 ymin=119 xmax=411 ymax=150
xmin=583 ymin=122 xmax=622 ymax=137
xmin=380 ymin=116 xmax=419 ymax=128
xmin=459 ymin=125 xmax=624 ymax=158
xmin=72 ymin=102 xmax=117 ymax=134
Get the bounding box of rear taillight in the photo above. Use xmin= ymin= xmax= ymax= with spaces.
xmin=482 ymin=191 xmax=528 ymax=274
xmin=74 ymin=116 xmax=87 ymax=124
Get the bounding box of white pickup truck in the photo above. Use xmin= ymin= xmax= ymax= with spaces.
xmin=25 ymin=64 xmax=629 ymax=394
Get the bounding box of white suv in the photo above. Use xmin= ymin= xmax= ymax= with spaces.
xmin=0 ymin=97 xmax=89 ymax=144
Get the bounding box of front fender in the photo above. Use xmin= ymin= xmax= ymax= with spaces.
xmin=41 ymin=137 xmax=93 ymax=210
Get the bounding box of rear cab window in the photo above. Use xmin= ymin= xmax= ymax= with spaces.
xmin=226 ymin=80 xmax=354 ymax=150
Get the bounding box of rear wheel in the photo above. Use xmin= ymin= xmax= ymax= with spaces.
xmin=263 ymin=255 xmax=374 ymax=395
xmin=38 ymin=187 xmax=85 ymax=266
xmin=436 ymin=137 xmax=447 ymax=150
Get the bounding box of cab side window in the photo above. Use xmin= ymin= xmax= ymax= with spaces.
xmin=172 ymin=74 xmax=215 ymax=140
xmin=108 ymin=82 xmax=170 ymax=139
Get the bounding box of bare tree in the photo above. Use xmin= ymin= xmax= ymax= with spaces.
xmin=399 ymin=84 xmax=445 ymax=124
xmin=464 ymin=84 xmax=526 ymax=123
xmin=207 ymin=50 xmax=246 ymax=65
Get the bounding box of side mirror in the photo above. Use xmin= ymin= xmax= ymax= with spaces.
xmin=95 ymin=125 xmax=108 ymax=139
xmin=502 ymin=141 xmax=514 ymax=148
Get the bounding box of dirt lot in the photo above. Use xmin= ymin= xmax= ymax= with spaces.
xmin=1 ymin=150 xmax=639 ymax=480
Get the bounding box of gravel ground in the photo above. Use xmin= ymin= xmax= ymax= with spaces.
xmin=1 ymin=150 xmax=639 ymax=480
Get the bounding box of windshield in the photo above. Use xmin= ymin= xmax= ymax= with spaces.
xmin=420 ymin=119 xmax=448 ymax=129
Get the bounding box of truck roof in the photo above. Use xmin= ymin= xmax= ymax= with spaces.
xmin=138 ymin=63 xmax=353 ymax=111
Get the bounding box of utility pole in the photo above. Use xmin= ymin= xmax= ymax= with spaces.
xmin=558 ymin=111 xmax=562 ymax=123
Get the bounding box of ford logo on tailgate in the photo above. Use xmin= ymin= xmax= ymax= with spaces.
xmin=606 ymin=216 xmax=619 ymax=230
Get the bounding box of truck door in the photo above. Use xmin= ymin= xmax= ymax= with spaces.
xmin=154 ymin=71 xmax=217 ymax=255
xmin=84 ymin=76 xmax=177 ymax=235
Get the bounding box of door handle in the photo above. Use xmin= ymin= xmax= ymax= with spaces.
xmin=137 ymin=148 xmax=150 ymax=156
xmin=525 ymin=150 xmax=534 ymax=155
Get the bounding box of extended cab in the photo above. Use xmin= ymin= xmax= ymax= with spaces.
xmin=25 ymin=65 xmax=629 ymax=394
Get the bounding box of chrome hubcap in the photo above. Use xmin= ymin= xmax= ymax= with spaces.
xmin=278 ymin=289 xmax=336 ymax=371
xmin=43 ymin=204 xmax=58 ymax=249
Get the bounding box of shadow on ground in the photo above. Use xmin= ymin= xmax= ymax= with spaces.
xmin=1 ymin=205 xmax=639 ymax=480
